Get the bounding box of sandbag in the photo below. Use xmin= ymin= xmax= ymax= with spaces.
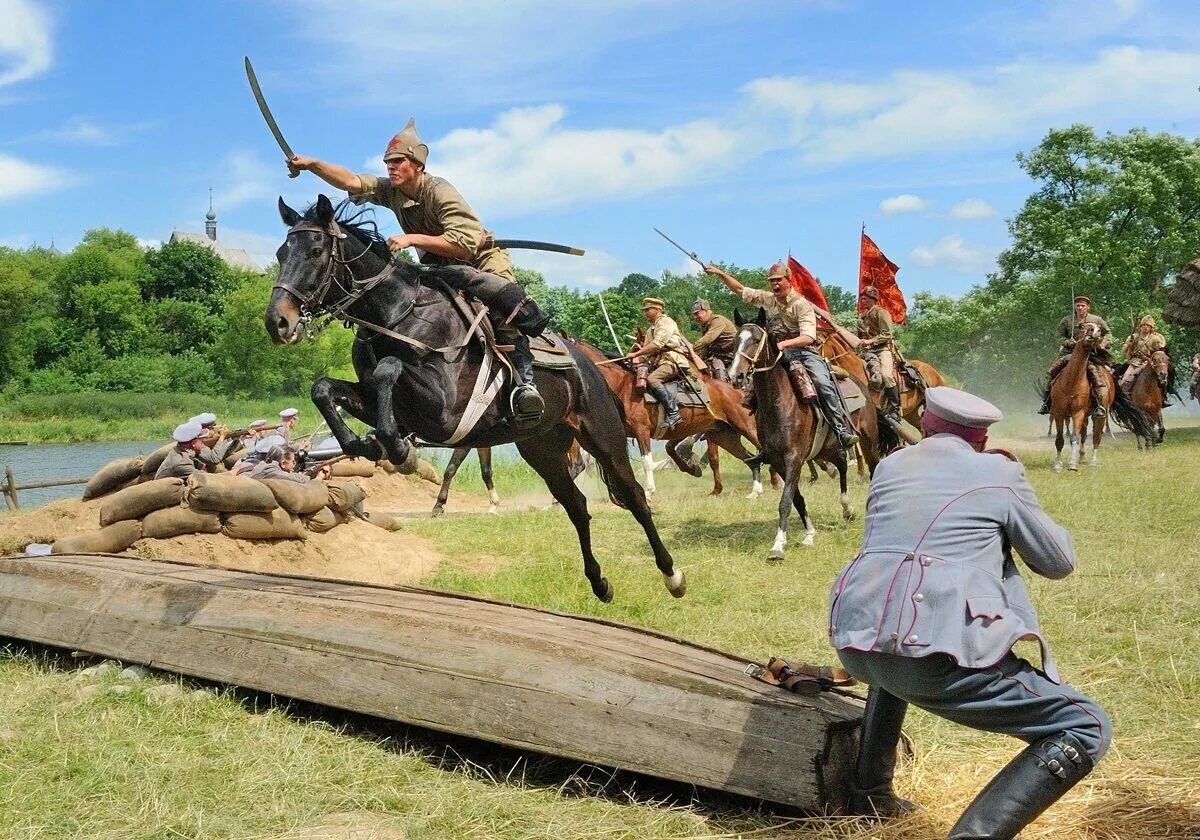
xmin=221 ymin=508 xmax=305 ymax=540
xmin=302 ymin=506 xmax=348 ymax=534
xmin=139 ymin=444 xmax=173 ymax=479
xmin=141 ymin=507 xmax=222 ymax=539
xmin=52 ymin=520 xmax=142 ymax=555
xmin=329 ymin=459 xmax=377 ymax=478
xmin=185 ymin=472 xmax=277 ymax=513
xmin=414 ymin=458 xmax=441 ymax=484
xmin=99 ymin=478 xmax=186 ymax=526
xmin=362 ymin=509 xmax=402 ymax=532
xmin=83 ymin=455 xmax=146 ymax=500
xmin=326 ymin=480 xmax=366 ymax=513
xmin=260 ymin=479 xmax=328 ymax=515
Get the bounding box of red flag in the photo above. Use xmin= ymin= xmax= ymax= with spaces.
xmin=787 ymin=256 xmax=830 ymax=310
xmin=859 ymin=231 xmax=906 ymax=325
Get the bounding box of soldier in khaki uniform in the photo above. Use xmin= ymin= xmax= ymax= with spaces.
xmin=1119 ymin=315 xmax=1170 ymax=399
xmin=706 ymin=262 xmax=858 ymax=451
xmin=690 ymin=298 xmax=738 ymax=381
xmin=856 ymin=286 xmax=901 ymax=423
xmin=287 ymin=119 xmax=548 ymax=424
xmin=627 ymin=297 xmax=689 ymax=429
xmin=1038 ymin=296 xmax=1112 ymax=418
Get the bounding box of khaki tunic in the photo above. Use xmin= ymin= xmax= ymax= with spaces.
xmin=692 ymin=314 xmax=737 ymax=360
xmin=646 ymin=314 xmax=690 ymax=369
xmin=857 ymin=304 xmax=896 ymax=386
xmin=155 ymin=446 xmax=200 ymax=480
xmin=740 ymin=287 xmax=817 ymax=343
xmin=1123 ymin=331 xmax=1166 ymax=361
xmin=351 ymin=173 xmax=515 ymax=280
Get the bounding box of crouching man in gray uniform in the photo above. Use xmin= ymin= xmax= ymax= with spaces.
xmin=828 ymin=386 xmax=1110 ymax=838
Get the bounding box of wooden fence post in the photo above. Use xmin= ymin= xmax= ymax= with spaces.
xmin=3 ymin=466 xmax=18 ymax=510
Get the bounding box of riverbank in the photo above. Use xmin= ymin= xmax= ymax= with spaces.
xmin=0 ymin=392 xmax=321 ymax=443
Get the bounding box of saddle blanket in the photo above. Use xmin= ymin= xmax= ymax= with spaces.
xmin=529 ymin=332 xmax=579 ymax=370
xmin=840 ymin=378 xmax=867 ymax=415
xmin=642 ymin=377 xmax=709 ymax=409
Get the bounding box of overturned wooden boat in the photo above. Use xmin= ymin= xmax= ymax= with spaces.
xmin=0 ymin=552 xmax=863 ymax=809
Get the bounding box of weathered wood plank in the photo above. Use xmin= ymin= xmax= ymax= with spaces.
xmin=0 ymin=553 xmax=862 ymax=809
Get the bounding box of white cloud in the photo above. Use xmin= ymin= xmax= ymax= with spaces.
xmin=0 ymin=153 xmax=68 ymax=203
xmin=136 ymin=237 xmax=162 ymax=251
xmin=213 ymin=151 xmax=287 ymax=213
xmin=949 ymin=198 xmax=995 ymax=219
xmin=880 ymin=194 xmax=929 ymax=215
xmin=0 ymin=0 xmax=51 ymax=87
xmin=510 ymin=245 xmax=631 ymax=291
xmin=909 ymin=235 xmax=995 ymax=273
xmin=24 ymin=117 xmax=153 ymax=147
xmin=744 ymin=46 xmax=1200 ymax=165
xmin=433 ymin=104 xmax=740 ymax=219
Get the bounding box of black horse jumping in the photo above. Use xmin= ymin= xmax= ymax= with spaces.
xmin=265 ymin=195 xmax=684 ymax=602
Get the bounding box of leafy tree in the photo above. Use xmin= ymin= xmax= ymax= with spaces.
xmin=616 ymin=272 xmax=659 ymax=299
xmin=142 ymin=239 xmax=239 ymax=313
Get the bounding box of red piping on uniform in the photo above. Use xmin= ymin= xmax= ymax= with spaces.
xmin=1001 ymin=670 xmax=1110 ymax=759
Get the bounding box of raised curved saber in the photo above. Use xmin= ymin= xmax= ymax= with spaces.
xmin=245 ymin=56 xmax=298 ymax=178
xmin=494 ymin=239 xmax=585 ymax=256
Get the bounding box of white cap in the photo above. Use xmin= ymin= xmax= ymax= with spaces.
xmin=190 ymin=412 xmax=217 ymax=427
xmin=248 ymin=419 xmax=268 ymax=429
xmin=253 ymin=434 xmax=287 ymax=454
xmin=924 ymin=387 xmax=1003 ymax=429
xmin=279 ymin=407 xmax=299 ymax=419
xmin=173 ymin=421 xmax=204 ymax=443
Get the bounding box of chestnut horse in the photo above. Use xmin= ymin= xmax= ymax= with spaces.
xmin=1127 ymin=366 xmax=1166 ymax=449
xmin=1051 ymin=322 xmax=1114 ymax=471
xmin=573 ymin=339 xmax=764 ymax=498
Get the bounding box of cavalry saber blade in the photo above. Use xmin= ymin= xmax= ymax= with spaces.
xmin=653 ymin=227 xmax=704 ymax=269
xmin=494 ymin=239 xmax=585 ymax=256
xmin=245 ymin=56 xmax=298 ymax=175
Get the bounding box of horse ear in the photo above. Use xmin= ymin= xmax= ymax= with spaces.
xmin=278 ymin=197 xmax=301 ymax=227
xmin=315 ymin=194 xmax=335 ymax=225
xmin=756 ymin=307 xmax=767 ymax=326
xmin=734 ymin=308 xmax=744 ymax=327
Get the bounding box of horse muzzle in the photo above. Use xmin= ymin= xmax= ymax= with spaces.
xmin=265 ymin=288 xmax=304 ymax=345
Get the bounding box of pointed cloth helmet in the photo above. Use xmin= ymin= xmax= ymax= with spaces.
xmin=384 ymin=117 xmax=429 ymax=166
xmin=766 ymin=262 xmax=789 ymax=281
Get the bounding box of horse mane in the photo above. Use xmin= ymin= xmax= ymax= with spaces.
xmin=302 ymin=199 xmax=394 ymax=264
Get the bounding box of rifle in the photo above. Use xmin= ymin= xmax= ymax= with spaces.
xmin=296 ymin=446 xmax=348 ymax=475
xmin=227 ymin=422 xmax=281 ymax=438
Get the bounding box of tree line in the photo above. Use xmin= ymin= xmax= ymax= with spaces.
xmin=1 ymin=124 xmax=1196 ymax=405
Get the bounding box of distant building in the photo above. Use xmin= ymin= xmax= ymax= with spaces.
xmin=169 ymin=193 xmax=261 ymax=273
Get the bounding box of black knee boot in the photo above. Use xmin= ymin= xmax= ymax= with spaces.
xmin=849 ymin=687 xmax=918 ymax=818
xmin=885 ymin=384 xmax=902 ymax=422
xmin=948 ymin=732 xmax=1093 ymax=839
xmin=648 ymin=384 xmax=682 ymax=430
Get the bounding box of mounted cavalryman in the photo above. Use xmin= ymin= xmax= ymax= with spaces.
xmin=855 ymin=286 xmax=902 ymax=424
xmin=1119 ymin=315 xmax=1170 ymax=402
xmin=626 ymin=298 xmax=689 ymax=430
xmin=705 ymin=262 xmax=858 ymax=452
xmin=1038 ymin=295 xmax=1112 ymax=417
xmin=689 ymin=298 xmax=738 ymax=381
xmin=286 ymin=119 xmax=548 ymax=427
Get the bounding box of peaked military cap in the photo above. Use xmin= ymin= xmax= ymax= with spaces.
xmin=172 ymin=421 xmax=204 ymax=443
xmin=765 ymin=262 xmax=789 ymax=281
xmin=1073 ymin=295 xmax=1091 ymax=305
xmin=249 ymin=419 xmax=268 ymax=430
xmin=190 ymin=412 xmax=217 ymax=427
xmin=691 ymin=298 xmax=711 ymax=313
xmin=861 ymin=285 xmax=880 ymax=300
xmin=1139 ymin=315 xmax=1156 ymax=328
xmin=925 ymin=386 xmax=1003 ymax=430
xmin=279 ymin=407 xmax=299 ymax=419
xmin=383 ymin=117 xmax=429 ymax=166
xmin=641 ymin=297 xmax=666 ymax=310
xmin=254 ymin=434 xmax=287 ymax=454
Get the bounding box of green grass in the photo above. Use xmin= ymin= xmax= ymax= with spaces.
xmin=1 ymin=420 xmax=1198 ymax=838
xmin=0 ymin=392 xmax=320 ymax=443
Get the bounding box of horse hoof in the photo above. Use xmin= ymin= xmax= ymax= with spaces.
xmin=801 ymin=536 xmax=815 ymax=548
xmin=842 ymin=510 xmax=856 ymax=522
xmin=1053 ymin=464 xmax=1062 ymax=473
xmin=687 ymin=466 xmax=703 ymax=478
xmin=1067 ymin=464 xmax=1079 ymax=472
xmin=594 ymin=578 xmax=614 ymax=603
xmin=487 ymin=505 xmax=499 ymax=515
xmin=663 ymin=569 xmax=687 ymax=598
xmin=430 ymin=506 xmax=444 ymax=518
xmin=709 ymin=488 xmax=722 ymax=497
xmin=767 ymin=549 xmax=784 ymax=563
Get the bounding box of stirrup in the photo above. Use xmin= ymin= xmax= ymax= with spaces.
xmin=511 ymin=385 xmax=544 ymax=427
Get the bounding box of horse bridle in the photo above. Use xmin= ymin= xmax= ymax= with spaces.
xmin=734 ymin=324 xmax=773 ymax=375
xmin=274 ymin=220 xmax=489 ymax=357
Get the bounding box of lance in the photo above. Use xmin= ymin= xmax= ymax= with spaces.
xmin=596 ymin=292 xmax=624 ymax=355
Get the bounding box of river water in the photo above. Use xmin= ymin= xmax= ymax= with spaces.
xmin=1 ymin=440 xmax=162 ymax=509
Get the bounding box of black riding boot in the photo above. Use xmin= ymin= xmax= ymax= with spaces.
xmin=948 ymin=732 xmax=1094 ymax=839
xmin=1038 ymin=386 xmax=1053 ymax=415
xmin=1091 ymin=383 xmax=1108 ymax=419
xmin=509 ymin=335 xmax=544 ymax=426
xmin=648 ymin=384 xmax=683 ymax=430
xmin=803 ymin=354 xmax=859 ymax=451
xmin=885 ymin=383 xmax=902 ymax=423
xmin=849 ymin=687 xmax=919 ymax=818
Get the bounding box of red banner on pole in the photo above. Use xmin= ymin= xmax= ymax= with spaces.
xmin=787 ymin=256 xmax=829 ymax=310
xmin=858 ymin=231 xmax=906 ymax=325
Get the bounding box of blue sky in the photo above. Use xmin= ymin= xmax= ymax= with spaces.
xmin=3 ymin=0 xmax=1200 ymax=297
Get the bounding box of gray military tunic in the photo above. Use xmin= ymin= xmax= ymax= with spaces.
xmin=155 ymin=446 xmax=200 ymax=480
xmin=828 ymin=433 xmax=1112 ymax=759
xmin=247 ymin=461 xmax=310 ymax=483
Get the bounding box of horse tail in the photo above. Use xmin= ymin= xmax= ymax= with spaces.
xmin=1108 ymin=381 xmax=1156 ymax=440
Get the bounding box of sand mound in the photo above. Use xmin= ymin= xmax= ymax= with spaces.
xmin=0 ymin=472 xmax=491 ymax=588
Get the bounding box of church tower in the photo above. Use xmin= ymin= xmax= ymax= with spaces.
xmin=205 ymin=188 xmax=217 ymax=241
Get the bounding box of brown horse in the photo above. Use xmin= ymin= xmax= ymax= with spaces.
xmin=818 ymin=331 xmax=889 ymax=473
xmin=1051 ymin=322 xmax=1113 ymax=471
xmin=1127 ymin=366 xmax=1166 ymax=449
xmin=573 ymin=339 xmax=765 ymax=498
xmin=730 ymin=312 xmax=852 ymax=561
